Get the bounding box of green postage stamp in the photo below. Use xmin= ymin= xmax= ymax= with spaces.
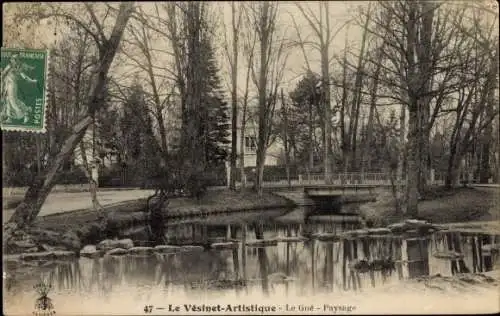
xmin=1 ymin=47 xmax=49 ymax=133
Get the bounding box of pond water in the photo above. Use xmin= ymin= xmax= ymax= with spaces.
xmin=4 ymin=207 xmax=500 ymax=315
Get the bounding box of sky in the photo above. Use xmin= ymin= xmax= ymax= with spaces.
xmin=214 ymin=1 xmax=365 ymax=93
xmin=2 ymin=1 xmax=498 ymax=168
xmin=3 ymin=1 xmax=498 ymax=130
xmin=2 ymin=2 xmax=371 ymax=104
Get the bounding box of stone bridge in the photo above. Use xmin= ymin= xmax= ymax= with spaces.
xmin=272 ymin=183 xmax=387 ymax=211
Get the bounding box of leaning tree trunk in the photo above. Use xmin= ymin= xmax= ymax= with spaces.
xmin=4 ymin=2 xmax=134 ymax=239
xmin=6 ymin=116 xmax=92 ymax=228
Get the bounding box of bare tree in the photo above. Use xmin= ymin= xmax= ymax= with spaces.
xmin=454 ymin=3 xmax=499 ymax=184
xmin=246 ymin=1 xmax=290 ymax=194
xmin=444 ymin=39 xmax=498 ymax=187
xmin=131 ymin=3 xmax=188 ymax=139
xmin=122 ymin=6 xmax=177 ymax=162
xmin=239 ymin=23 xmax=257 ymax=188
xmin=359 ymin=45 xmax=384 ymax=177
xmin=222 ymin=2 xmax=244 ymax=190
xmin=348 ymin=3 xmax=372 ymax=173
xmin=280 ymin=88 xmax=291 ymax=187
xmin=5 ymin=2 xmax=134 ymax=237
xmin=60 ymin=25 xmax=105 ymax=213
xmin=352 ymin=1 xmax=489 ymax=215
xmin=293 ymin=2 xmax=350 ymax=183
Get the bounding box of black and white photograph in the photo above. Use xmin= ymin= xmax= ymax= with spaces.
xmin=2 ymin=1 xmax=499 ymax=315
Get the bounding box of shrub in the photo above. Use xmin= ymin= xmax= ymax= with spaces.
xmin=57 ymin=168 xmax=88 ymax=185
xmin=186 ymin=172 xmax=209 ymax=200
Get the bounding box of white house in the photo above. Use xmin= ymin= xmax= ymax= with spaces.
xmin=233 ymin=104 xmax=282 ymax=168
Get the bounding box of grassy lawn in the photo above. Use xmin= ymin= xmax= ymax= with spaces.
xmin=7 ymin=186 xmax=498 ymax=233
xmin=31 ymin=188 xmax=293 ymax=233
xmin=360 ymin=186 xmax=499 ymax=227
xmin=419 ymin=187 xmax=499 ymax=223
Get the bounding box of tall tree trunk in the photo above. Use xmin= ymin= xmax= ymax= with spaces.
xmin=321 ymin=3 xmax=332 ymax=184
xmin=240 ymin=31 xmax=255 ymax=190
xmin=446 ymin=99 xmax=468 ymax=188
xmin=479 ymin=46 xmax=499 ymax=183
xmin=406 ymin=107 xmax=420 ymax=217
xmin=239 ymin=103 xmax=247 ymax=189
xmin=165 ymin=3 xmax=187 ymax=152
xmin=295 ymin=2 xmax=345 ymax=182
xmin=184 ymin=2 xmax=205 ymax=181
xmin=308 ymin=99 xmax=314 ymax=177
xmin=397 ymin=104 xmax=406 ymax=212
xmin=281 ymin=89 xmax=291 ymax=187
xmin=229 ymin=2 xmax=241 ymax=190
xmin=254 ymin=2 xmax=274 ymax=195
xmin=405 ymin=2 xmax=419 ymax=216
xmin=404 ymin=0 xmax=432 ymax=217
xmin=389 ymin=164 xmax=401 ymax=214
xmin=349 ymin=4 xmax=371 ymax=172
xmin=360 ymin=45 xmax=382 ymax=176
xmin=445 ymin=145 xmax=461 ymax=188
xmin=340 ymin=31 xmax=349 ymax=181
xmin=416 ymin=0 xmax=435 ymax=194
xmin=144 ymin=44 xmax=169 ymax=159
xmin=4 ymin=2 xmax=134 ymax=236
xmin=418 ymin=115 xmax=430 ymax=192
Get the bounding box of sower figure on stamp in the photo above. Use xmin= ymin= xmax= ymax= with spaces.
xmin=1 ymin=54 xmax=37 ymax=123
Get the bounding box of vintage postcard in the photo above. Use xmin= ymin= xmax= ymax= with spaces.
xmin=2 ymin=1 xmax=499 ymax=315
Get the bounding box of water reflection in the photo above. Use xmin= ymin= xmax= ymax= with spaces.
xmin=4 ymin=209 xmax=500 ymax=314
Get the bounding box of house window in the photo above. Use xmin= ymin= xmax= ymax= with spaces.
xmin=245 ymin=136 xmax=257 ymax=152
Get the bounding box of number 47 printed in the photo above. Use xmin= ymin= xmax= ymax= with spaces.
xmin=144 ymin=305 xmax=153 ymax=314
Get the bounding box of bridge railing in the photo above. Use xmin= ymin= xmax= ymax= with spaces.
xmin=256 ymin=172 xmax=447 ymax=187
xmin=300 ymin=173 xmax=392 ymax=185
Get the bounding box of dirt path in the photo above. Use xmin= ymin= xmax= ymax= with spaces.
xmin=2 ymin=190 xmax=155 ymax=221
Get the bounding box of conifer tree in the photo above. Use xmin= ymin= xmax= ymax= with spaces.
xmin=199 ymin=37 xmax=231 ymax=169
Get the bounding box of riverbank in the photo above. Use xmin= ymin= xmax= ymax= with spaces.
xmin=359 ymin=186 xmax=500 ymax=228
xmin=5 ymin=185 xmax=499 ymax=254
xmin=4 ymin=189 xmax=294 ymax=254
